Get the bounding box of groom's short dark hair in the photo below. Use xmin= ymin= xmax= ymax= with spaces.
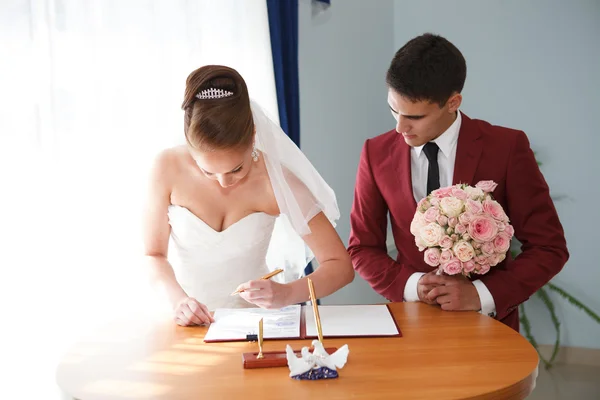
xmin=386 ymin=33 xmax=466 ymax=107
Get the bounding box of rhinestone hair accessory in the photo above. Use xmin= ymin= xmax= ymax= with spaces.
xmin=195 ymin=88 xmax=234 ymax=100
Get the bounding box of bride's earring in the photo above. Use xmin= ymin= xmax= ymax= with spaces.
xmin=251 ymin=146 xmax=259 ymax=162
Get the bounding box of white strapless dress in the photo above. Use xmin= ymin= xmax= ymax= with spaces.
xmin=167 ymin=205 xmax=278 ymax=311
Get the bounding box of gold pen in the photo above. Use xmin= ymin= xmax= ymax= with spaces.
xmin=307 ymin=277 xmax=324 ymax=343
xmin=230 ymin=268 xmax=284 ymax=296
xmin=257 ymin=318 xmax=264 ymax=359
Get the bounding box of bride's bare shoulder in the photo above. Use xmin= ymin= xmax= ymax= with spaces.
xmin=149 ymin=146 xmax=191 ymax=181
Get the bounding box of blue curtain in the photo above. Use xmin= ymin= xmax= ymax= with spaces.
xmin=267 ymin=0 xmax=330 ymax=279
xmin=266 ymin=0 xmax=300 ymax=147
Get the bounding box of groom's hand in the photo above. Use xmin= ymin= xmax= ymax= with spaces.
xmin=420 ymin=274 xmax=481 ymax=311
xmin=236 ymin=280 xmax=290 ymax=309
xmin=417 ymin=270 xmax=440 ymax=305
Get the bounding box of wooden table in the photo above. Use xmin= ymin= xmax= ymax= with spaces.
xmin=56 ymin=303 xmax=538 ymax=400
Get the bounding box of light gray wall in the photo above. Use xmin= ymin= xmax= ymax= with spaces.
xmin=392 ymin=0 xmax=600 ymax=349
xmin=298 ymin=0 xmax=393 ymax=305
xmin=300 ymin=0 xmax=600 ymax=349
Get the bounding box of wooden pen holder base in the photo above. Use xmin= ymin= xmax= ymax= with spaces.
xmin=242 ymin=347 xmax=338 ymax=369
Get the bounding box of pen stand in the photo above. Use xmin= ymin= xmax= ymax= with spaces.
xmin=242 ymin=347 xmax=338 ymax=369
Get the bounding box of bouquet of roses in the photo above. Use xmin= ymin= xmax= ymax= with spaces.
xmin=410 ymin=180 xmax=514 ymax=276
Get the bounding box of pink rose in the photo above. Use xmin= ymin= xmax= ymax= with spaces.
xmin=442 ymin=258 xmax=462 ymax=275
xmin=483 ymin=199 xmax=508 ymax=222
xmin=455 ymin=223 xmax=467 ymax=235
xmin=463 ymin=260 xmax=476 ymax=273
xmin=504 ymin=224 xmax=515 ymax=238
xmin=474 ymin=255 xmax=487 ymax=264
xmin=431 ymin=187 xmax=454 ymax=199
xmin=430 ymin=197 xmax=440 ymax=207
xmin=424 ymin=207 xmax=440 ymax=223
xmin=451 ymin=234 xmax=459 ymax=241
xmin=476 ymin=264 xmax=491 ymax=275
xmin=419 ymin=223 xmax=445 ymax=247
xmin=440 ymin=250 xmax=452 ymax=264
xmin=436 ymin=215 xmax=449 ymax=226
xmin=465 ymin=199 xmax=484 ymax=214
xmin=493 ymin=233 xmax=511 ymax=254
xmin=451 ymin=187 xmax=468 ymax=201
xmin=468 ymin=216 xmax=499 ymax=243
xmin=459 ymin=211 xmax=474 ymax=225
xmin=424 ymin=248 xmax=442 ymax=267
xmin=453 ymin=240 xmax=475 ymax=262
xmin=448 ymin=217 xmax=458 ymax=228
xmin=475 ymin=180 xmax=498 ymax=193
xmin=481 ymin=241 xmax=495 ymax=255
xmin=417 ymin=197 xmax=431 ymax=212
xmin=439 ymin=235 xmax=453 ymax=249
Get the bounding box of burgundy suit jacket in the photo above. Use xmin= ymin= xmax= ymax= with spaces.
xmin=348 ymin=112 xmax=569 ymax=331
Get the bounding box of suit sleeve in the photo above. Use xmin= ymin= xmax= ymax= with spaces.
xmin=348 ymin=140 xmax=416 ymax=301
xmin=479 ymin=131 xmax=569 ymax=320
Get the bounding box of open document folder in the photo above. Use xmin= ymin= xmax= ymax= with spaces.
xmin=203 ymin=304 xmax=401 ymax=343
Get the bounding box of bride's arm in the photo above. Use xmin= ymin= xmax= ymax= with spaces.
xmin=143 ymin=151 xmax=187 ymax=307
xmin=285 ymin=212 xmax=355 ymax=303
xmin=143 ymin=151 xmax=212 ymax=324
xmin=236 ymin=211 xmax=354 ymax=307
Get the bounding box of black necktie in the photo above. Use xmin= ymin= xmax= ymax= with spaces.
xmin=423 ymin=142 xmax=440 ymax=195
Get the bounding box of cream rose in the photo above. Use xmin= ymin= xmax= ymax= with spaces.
xmin=464 ymin=185 xmax=485 ymax=200
xmin=410 ymin=211 xmax=426 ymax=236
xmin=440 ymin=197 xmax=464 ymax=218
xmin=419 ymin=222 xmax=445 ymax=247
xmin=453 ymin=240 xmax=475 ymax=262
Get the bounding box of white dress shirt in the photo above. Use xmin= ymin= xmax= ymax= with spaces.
xmin=402 ymin=112 xmax=497 ymax=317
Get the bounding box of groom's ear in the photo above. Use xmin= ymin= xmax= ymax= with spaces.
xmin=446 ymin=93 xmax=462 ymax=113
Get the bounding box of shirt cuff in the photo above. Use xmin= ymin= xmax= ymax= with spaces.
xmin=472 ymin=279 xmax=496 ymax=317
xmin=403 ymin=272 xmax=425 ymax=302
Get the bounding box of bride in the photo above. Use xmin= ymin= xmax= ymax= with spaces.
xmin=143 ymin=65 xmax=354 ymax=326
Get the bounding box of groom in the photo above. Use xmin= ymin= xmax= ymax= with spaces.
xmin=348 ymin=33 xmax=569 ymax=331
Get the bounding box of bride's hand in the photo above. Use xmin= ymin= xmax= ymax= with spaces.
xmin=173 ymin=297 xmax=214 ymax=326
xmin=236 ymin=280 xmax=291 ymax=309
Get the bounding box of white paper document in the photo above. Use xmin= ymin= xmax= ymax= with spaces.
xmin=203 ymin=305 xmax=301 ymax=342
xmin=305 ymin=305 xmax=399 ymax=337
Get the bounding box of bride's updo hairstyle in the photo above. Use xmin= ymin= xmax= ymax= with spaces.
xmin=181 ymin=65 xmax=254 ymax=152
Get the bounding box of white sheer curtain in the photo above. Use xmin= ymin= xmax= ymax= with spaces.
xmin=0 ymin=1 xmax=278 ymax=398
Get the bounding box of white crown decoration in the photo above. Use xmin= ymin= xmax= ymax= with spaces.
xmin=196 ymin=88 xmax=234 ymax=100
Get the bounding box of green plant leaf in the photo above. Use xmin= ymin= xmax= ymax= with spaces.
xmin=519 ymin=303 xmax=551 ymax=369
xmin=547 ymin=283 xmax=600 ymax=324
xmin=536 ymin=287 xmax=561 ymax=368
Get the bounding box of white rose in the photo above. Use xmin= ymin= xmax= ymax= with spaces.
xmin=440 ymin=197 xmax=464 ymax=218
xmin=419 ymin=222 xmax=445 ymax=247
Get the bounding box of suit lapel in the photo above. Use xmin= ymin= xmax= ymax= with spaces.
xmin=453 ymin=112 xmax=483 ymax=186
xmin=391 ymin=134 xmax=417 ymax=209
